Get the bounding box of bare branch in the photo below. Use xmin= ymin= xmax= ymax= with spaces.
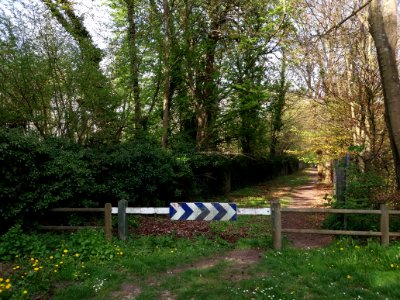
xmin=321 ymin=0 xmax=372 ymax=36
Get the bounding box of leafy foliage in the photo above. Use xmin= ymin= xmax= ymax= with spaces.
xmin=0 ymin=129 xmax=298 ymax=231
xmin=0 ymin=129 xmax=96 ymax=230
xmin=84 ymin=139 xmax=191 ymax=206
xmin=324 ymin=164 xmax=389 ymax=231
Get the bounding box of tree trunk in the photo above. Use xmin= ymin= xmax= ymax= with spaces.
xmin=126 ymin=0 xmax=142 ymax=131
xmin=195 ymin=27 xmax=219 ymax=151
xmin=42 ymin=0 xmax=102 ymax=65
xmin=369 ymin=0 xmax=400 ymax=189
xmin=270 ymin=50 xmax=287 ymax=156
xmin=195 ymin=3 xmax=231 ymax=151
xmin=161 ymin=0 xmax=171 ymax=148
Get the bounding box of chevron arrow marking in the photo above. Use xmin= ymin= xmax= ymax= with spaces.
xmin=169 ymin=202 xmax=237 ymax=221
xmin=203 ymin=203 xmax=219 ymax=221
xmin=197 ymin=202 xmax=210 ymax=220
xmin=170 ymin=202 xmax=185 ymax=220
xmin=214 ymin=203 xmax=227 ymax=221
xmin=186 ymin=203 xmax=201 ymax=220
xmin=221 ymin=204 xmax=237 ymax=221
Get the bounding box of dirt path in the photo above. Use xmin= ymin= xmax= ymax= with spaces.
xmin=110 ymin=249 xmax=264 ymax=300
xmin=280 ymin=168 xmax=334 ymax=248
xmin=131 ymin=168 xmax=334 ymax=247
xmin=109 ymin=168 xmax=333 ymax=299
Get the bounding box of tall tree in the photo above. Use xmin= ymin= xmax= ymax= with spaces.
xmin=125 ymin=0 xmax=142 ymax=132
xmin=291 ymin=0 xmax=388 ymax=177
xmin=42 ymin=0 xmax=120 ymax=143
xmin=161 ymin=0 xmax=172 ymax=148
xmin=270 ymin=50 xmax=288 ymax=157
xmin=369 ymin=0 xmax=400 ymax=189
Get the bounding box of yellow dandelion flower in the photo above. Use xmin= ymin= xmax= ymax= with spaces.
xmin=340 ymin=248 xmax=344 ymax=251
xmin=63 ymin=249 xmax=68 ymax=253
xmin=5 ymin=279 xmax=10 ymax=283
xmin=49 ymin=256 xmax=54 ymax=259
xmin=0 ymin=278 xmax=3 ymax=282
xmin=391 ymin=264 xmax=395 ymax=268
xmin=32 ymin=263 xmax=37 ymax=267
xmin=60 ymin=261 xmax=63 ymax=264
xmin=23 ymin=290 xmax=28 ymax=294
xmin=75 ymin=253 xmax=80 ymax=257
xmin=5 ymin=283 xmax=11 ymax=289
xmin=347 ymin=275 xmax=351 ymax=279
xmin=39 ymin=266 xmax=43 ymax=269
xmin=34 ymin=268 xmax=39 ymax=272
xmin=30 ymin=258 xmax=34 ymax=261
xmin=54 ymin=269 xmax=57 ymax=273
xmin=55 ymin=264 xmax=59 ymax=268
xmin=0 ymin=289 xmax=2 ymax=293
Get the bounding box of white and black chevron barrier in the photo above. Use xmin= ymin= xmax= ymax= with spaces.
xmin=169 ymin=202 xmax=237 ymax=221
xmin=112 ymin=200 xmax=271 ymax=240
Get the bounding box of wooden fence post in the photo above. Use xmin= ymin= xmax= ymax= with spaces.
xmin=380 ymin=204 xmax=389 ymax=246
xmin=270 ymin=199 xmax=282 ymax=251
xmin=118 ymin=200 xmax=128 ymax=240
xmin=104 ymin=203 xmax=112 ymax=241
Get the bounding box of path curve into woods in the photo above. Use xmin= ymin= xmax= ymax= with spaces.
xmin=280 ymin=168 xmax=334 ymax=248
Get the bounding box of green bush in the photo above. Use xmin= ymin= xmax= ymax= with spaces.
xmin=0 ymin=130 xmax=97 ymax=231
xmin=325 ymin=164 xmax=387 ymax=231
xmin=0 ymin=225 xmax=58 ymax=261
xmin=0 ymin=129 xmax=44 ymax=227
xmin=84 ymin=139 xmax=194 ymax=206
xmin=0 ymin=129 xmax=297 ymax=230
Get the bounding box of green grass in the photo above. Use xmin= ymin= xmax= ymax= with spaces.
xmin=132 ymin=239 xmax=400 ymax=300
xmin=3 ymin=169 xmax=399 ymax=299
xmin=2 ymin=229 xmax=400 ymax=300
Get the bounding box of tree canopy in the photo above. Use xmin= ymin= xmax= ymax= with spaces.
xmin=1 ymin=0 xmax=399 ymax=192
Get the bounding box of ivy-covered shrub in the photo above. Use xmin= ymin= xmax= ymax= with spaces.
xmin=84 ymin=140 xmax=194 ymax=206
xmin=0 ymin=130 xmax=97 ymax=231
xmin=0 ymin=129 xmax=298 ymax=232
xmin=324 ymin=164 xmax=390 ymax=231
xmin=0 ymin=129 xmax=44 ymax=228
xmin=0 ymin=131 xmax=196 ymax=231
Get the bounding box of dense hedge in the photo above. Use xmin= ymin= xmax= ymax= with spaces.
xmin=0 ymin=129 xmax=298 ymax=231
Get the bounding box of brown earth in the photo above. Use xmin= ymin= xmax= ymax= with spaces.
xmin=281 ymin=168 xmax=334 ymax=248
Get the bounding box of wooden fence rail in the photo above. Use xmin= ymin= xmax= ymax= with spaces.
xmin=39 ymin=203 xmax=112 ymax=241
xmin=270 ymin=199 xmax=400 ymax=251
xmin=40 ymin=200 xmax=399 ymax=248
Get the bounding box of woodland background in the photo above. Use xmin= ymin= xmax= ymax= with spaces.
xmin=1 ymin=0 xmax=400 ymax=231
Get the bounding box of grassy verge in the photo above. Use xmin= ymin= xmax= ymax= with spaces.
xmin=0 ymin=217 xmax=272 ymax=300
xmin=135 ymin=239 xmax=400 ymax=300
xmin=2 ymin=224 xmax=400 ymax=299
